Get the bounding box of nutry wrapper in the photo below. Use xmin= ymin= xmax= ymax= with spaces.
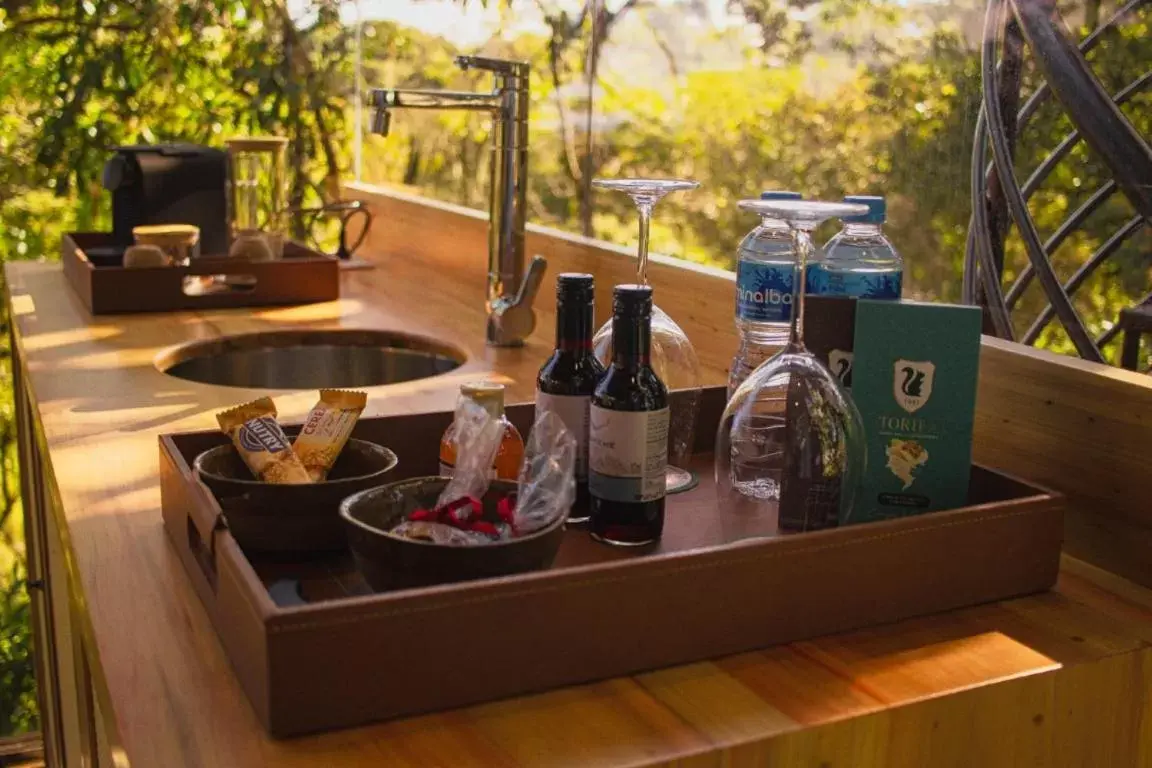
xmin=293 ymin=389 xmax=368 ymax=481
xmin=216 ymin=397 xmax=312 ymax=485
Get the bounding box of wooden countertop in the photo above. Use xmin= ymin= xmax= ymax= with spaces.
xmin=8 ymin=208 xmax=1152 ymax=766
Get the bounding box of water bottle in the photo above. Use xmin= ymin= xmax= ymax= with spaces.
xmin=730 ymin=190 xmax=802 ymax=397
xmin=807 ymin=195 xmax=902 ymax=300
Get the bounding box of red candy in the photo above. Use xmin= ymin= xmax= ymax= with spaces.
xmin=408 ymin=494 xmax=518 ymax=540
xmin=469 ymin=521 xmax=500 ymax=538
xmin=496 ymin=496 xmax=516 ymax=525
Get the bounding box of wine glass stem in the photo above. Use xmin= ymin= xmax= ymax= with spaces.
xmin=788 ymin=227 xmax=809 ymax=349
xmin=636 ymin=202 xmax=653 ymax=285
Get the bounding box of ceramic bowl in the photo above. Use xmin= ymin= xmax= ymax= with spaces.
xmin=194 ymin=437 xmax=398 ymax=554
xmin=340 ymin=477 xmax=566 ymax=592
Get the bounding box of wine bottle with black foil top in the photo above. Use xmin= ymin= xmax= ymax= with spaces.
xmin=536 ymin=273 xmax=605 ymax=523
xmin=589 ymin=284 xmax=669 ymax=546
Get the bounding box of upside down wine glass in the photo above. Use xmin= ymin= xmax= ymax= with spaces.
xmin=715 ymin=199 xmax=868 ymax=539
xmin=591 ymin=178 xmax=701 ymax=494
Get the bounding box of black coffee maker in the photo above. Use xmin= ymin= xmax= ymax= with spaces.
xmin=102 ymin=144 xmax=229 ymax=255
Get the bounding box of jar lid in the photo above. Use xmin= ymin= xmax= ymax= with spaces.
xmin=460 ymin=381 xmax=505 ymax=412
xmin=132 ymin=224 xmax=200 ymax=246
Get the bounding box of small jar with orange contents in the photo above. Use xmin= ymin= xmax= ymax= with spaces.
xmin=439 ymin=382 xmax=524 ymax=481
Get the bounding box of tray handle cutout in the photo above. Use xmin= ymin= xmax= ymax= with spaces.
xmin=186 ymin=477 xmax=228 ymax=591
xmin=182 ymin=274 xmax=258 ymax=297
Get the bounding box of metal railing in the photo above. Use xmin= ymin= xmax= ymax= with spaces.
xmin=964 ymin=0 xmax=1151 ymax=363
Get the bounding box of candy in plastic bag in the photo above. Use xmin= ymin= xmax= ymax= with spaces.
xmin=436 ymin=397 xmax=504 ymax=509
xmin=389 ymin=520 xmax=494 ymax=546
xmin=514 ymin=410 xmax=577 ymax=534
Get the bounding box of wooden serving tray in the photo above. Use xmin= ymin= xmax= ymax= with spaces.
xmin=159 ymin=387 xmax=1063 ymax=737
xmin=63 ymin=232 xmax=339 ymax=314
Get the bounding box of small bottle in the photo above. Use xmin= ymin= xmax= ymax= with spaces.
xmin=439 ymin=382 xmax=524 ymax=481
xmin=536 ymin=273 xmax=605 ymax=523
xmin=589 ymin=284 xmax=669 ymax=546
xmin=730 ymin=190 xmax=803 ymax=397
xmin=807 ymin=195 xmax=903 ymax=300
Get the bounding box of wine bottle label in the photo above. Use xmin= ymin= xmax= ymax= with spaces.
xmin=535 ymin=391 xmax=590 ymax=478
xmin=588 ymin=405 xmax=669 ymax=503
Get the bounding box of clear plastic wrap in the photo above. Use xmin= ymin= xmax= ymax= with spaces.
xmin=435 ymin=397 xmax=505 ymax=509
xmin=389 ymin=520 xmax=496 ymax=546
xmin=513 ymin=410 xmax=577 ymax=534
xmin=399 ymin=400 xmax=576 ymax=543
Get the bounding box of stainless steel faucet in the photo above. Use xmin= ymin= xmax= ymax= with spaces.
xmin=370 ymin=55 xmax=546 ymax=347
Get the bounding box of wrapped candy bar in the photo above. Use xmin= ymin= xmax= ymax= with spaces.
xmin=293 ymin=389 xmax=368 ymax=481
xmin=216 ymin=398 xmax=312 ymax=484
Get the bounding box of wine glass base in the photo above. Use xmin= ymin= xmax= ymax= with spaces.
xmin=590 ymin=532 xmax=659 ymax=547
xmin=731 ymin=476 xmax=780 ymax=501
xmin=665 ymin=465 xmax=698 ymax=495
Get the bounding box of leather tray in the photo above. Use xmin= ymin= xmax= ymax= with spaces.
xmin=159 ymin=386 xmax=1063 ymax=737
xmin=63 ymin=232 xmax=339 ymax=314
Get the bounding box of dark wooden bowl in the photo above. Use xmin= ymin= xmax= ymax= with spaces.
xmin=194 ymin=437 xmax=398 ymax=554
xmin=340 ymin=477 xmax=567 ymax=592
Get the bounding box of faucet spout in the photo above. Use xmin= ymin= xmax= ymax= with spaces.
xmin=370 ymin=89 xmax=501 ymax=115
xmin=368 ymin=57 xmax=541 ymax=347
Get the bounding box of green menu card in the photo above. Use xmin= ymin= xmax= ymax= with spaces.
xmin=847 ymin=299 xmax=982 ymax=524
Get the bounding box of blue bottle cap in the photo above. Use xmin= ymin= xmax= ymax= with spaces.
xmin=842 ymin=195 xmax=886 ymax=223
xmin=760 ymin=191 xmax=803 ymax=201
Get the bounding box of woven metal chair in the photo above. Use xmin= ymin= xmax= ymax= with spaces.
xmin=964 ymin=0 xmax=1151 ymax=367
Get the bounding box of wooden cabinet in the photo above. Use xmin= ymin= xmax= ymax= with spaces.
xmin=14 ymin=332 xmax=120 ymax=768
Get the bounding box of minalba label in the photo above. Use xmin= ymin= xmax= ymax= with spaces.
xmin=588 ymin=405 xmax=669 ymax=503
xmin=806 ymin=265 xmax=902 ymax=299
xmin=535 ymin=391 xmax=590 ymax=477
xmin=736 ymin=261 xmax=794 ymax=323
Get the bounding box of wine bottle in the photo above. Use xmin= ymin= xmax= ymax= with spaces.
xmin=589 ymin=284 xmax=669 ymax=546
xmin=536 ymin=273 xmax=605 ymax=523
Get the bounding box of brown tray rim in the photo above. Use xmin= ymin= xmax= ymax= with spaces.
xmin=65 ymin=231 xmax=339 ymax=272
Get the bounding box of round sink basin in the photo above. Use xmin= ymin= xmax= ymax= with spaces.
xmin=157 ymin=330 xmax=466 ymax=390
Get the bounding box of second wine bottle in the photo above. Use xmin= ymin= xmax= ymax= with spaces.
xmin=536 ymin=273 xmax=605 ymax=522
xmin=589 ymin=284 xmax=669 ymax=546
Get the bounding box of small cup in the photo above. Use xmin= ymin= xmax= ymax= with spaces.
xmin=133 ymin=224 xmax=201 ymax=265
xmin=228 ymin=230 xmax=276 ymax=262
xmin=123 ymin=244 xmax=170 ymax=268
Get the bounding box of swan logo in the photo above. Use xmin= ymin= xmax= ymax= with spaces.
xmin=829 ymin=350 xmax=854 ymax=387
xmin=894 ymin=360 xmax=935 ymax=414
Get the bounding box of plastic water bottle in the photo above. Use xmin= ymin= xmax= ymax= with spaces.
xmin=730 ymin=190 xmax=802 ymax=397
xmin=807 ymin=195 xmax=902 ymax=300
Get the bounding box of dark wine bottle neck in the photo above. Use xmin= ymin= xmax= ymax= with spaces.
xmin=556 ymin=298 xmax=594 ymax=353
xmin=613 ymin=313 xmax=651 ymax=367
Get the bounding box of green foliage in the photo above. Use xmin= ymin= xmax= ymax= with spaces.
xmin=0 ymin=563 xmax=37 ymax=736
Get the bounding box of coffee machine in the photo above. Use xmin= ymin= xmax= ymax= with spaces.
xmin=102 ymin=144 xmax=229 ymax=255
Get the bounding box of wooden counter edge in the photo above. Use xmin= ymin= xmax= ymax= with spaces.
xmin=5 ymin=272 xmax=133 ymax=768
